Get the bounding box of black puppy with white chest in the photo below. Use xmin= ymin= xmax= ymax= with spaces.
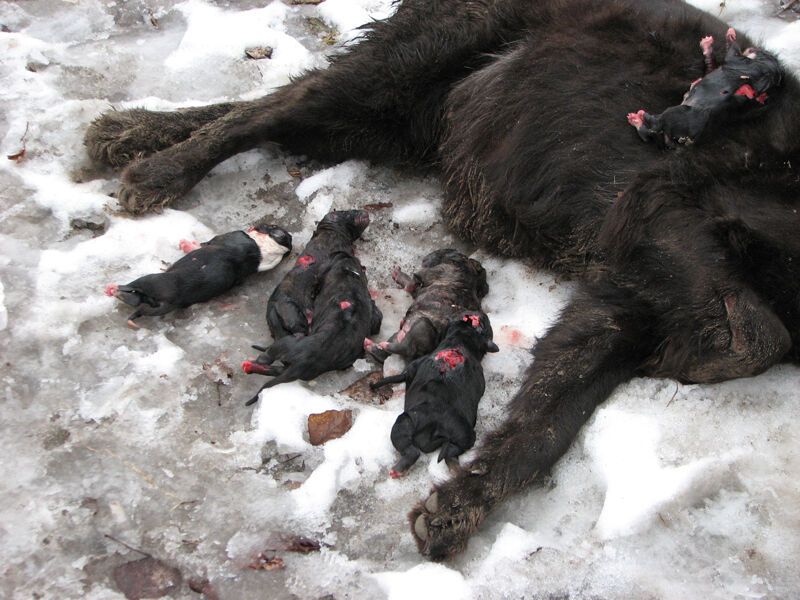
xmin=106 ymin=225 xmax=291 ymax=326
xmin=266 ymin=209 xmax=370 ymax=340
xmin=371 ymin=311 xmax=498 ymax=478
xmin=365 ymin=249 xmax=488 ymax=361
xmin=244 ymin=251 xmax=382 ymax=405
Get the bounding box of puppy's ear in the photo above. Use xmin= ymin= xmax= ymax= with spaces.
xmin=469 ymin=259 xmax=489 ymax=298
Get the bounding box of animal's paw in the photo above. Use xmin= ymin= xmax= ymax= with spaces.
xmin=85 ymin=110 xmax=171 ymax=169
xmin=179 ymin=239 xmax=201 ymax=253
xmin=699 ymin=35 xmax=714 ymax=54
xmin=117 ymin=154 xmax=197 ymax=214
xmin=627 ymin=110 xmax=645 ymax=128
xmin=409 ymin=477 xmax=485 ymax=561
xmin=726 ymin=27 xmax=736 ymax=44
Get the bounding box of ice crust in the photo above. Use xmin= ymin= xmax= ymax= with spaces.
xmin=1 ymin=0 xmax=799 ymax=599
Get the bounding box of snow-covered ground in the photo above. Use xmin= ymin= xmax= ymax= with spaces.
xmin=0 ymin=1 xmax=798 ymax=598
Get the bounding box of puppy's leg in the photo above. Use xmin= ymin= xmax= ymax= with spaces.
xmin=369 ymin=318 xmax=439 ymax=361
xmin=370 ymin=371 xmax=408 ymax=389
xmin=409 ymin=286 xmax=649 ymax=560
xmin=85 ymin=103 xmax=237 ymax=169
xmin=369 ymin=300 xmax=383 ymax=336
xmin=436 ymin=411 xmax=476 ymax=462
xmin=267 ymin=300 xmax=310 ymax=340
xmin=392 ymin=266 xmax=418 ymax=293
xmin=389 ymin=413 xmax=421 ymax=478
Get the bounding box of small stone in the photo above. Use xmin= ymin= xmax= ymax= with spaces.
xmin=112 ymin=557 xmax=182 ymax=600
xmin=307 ymin=409 xmax=353 ymax=445
xmin=247 ymin=554 xmax=285 ymax=571
xmin=245 ymin=46 xmax=273 ymax=60
xmin=70 ymin=214 xmax=108 ymax=235
xmin=42 ymin=427 xmax=71 ymax=450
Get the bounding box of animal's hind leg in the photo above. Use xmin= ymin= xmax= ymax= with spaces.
xmin=85 ymin=103 xmax=237 ymax=169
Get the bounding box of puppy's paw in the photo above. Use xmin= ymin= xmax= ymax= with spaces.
xmin=179 ymin=239 xmax=201 ymax=253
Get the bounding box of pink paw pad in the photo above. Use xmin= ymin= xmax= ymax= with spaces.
xmin=627 ymin=110 xmax=645 ymax=128
xmin=726 ymin=28 xmax=736 ymax=44
xmin=364 ymin=338 xmax=375 ymax=350
xmin=104 ymin=283 xmax=118 ymax=297
xmin=700 ymin=35 xmax=714 ymax=53
xmin=179 ymin=239 xmax=201 ymax=253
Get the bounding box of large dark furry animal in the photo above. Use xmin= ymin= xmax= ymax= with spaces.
xmin=84 ymin=0 xmax=800 ymax=561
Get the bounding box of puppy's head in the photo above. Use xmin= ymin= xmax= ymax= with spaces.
xmin=247 ymin=224 xmax=292 ymax=272
xmin=421 ymin=250 xmax=489 ymax=297
xmin=319 ymin=209 xmax=370 ymax=240
xmin=450 ymin=310 xmax=499 ymax=353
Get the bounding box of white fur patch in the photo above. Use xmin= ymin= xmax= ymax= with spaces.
xmin=247 ymin=230 xmax=290 ymax=272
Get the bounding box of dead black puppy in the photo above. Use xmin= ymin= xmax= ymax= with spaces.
xmin=105 ymin=225 xmax=291 ymax=326
xmin=364 ymin=249 xmax=488 ymax=362
xmin=628 ymin=28 xmax=783 ymax=146
xmin=265 ymin=209 xmax=371 ymax=340
xmin=371 ymin=311 xmax=499 ymax=478
xmin=243 ymin=251 xmax=382 ymax=405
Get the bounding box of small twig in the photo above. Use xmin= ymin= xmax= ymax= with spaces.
xmin=527 ymin=546 xmax=544 ymax=558
xmin=666 ymin=382 xmax=680 ymax=407
xmin=278 ymin=453 xmax=302 ymax=465
xmin=7 ymin=122 xmax=29 ymax=161
xmin=104 ymin=533 xmax=151 ymax=557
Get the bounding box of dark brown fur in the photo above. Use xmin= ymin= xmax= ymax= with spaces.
xmin=85 ymin=0 xmax=800 ymax=561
